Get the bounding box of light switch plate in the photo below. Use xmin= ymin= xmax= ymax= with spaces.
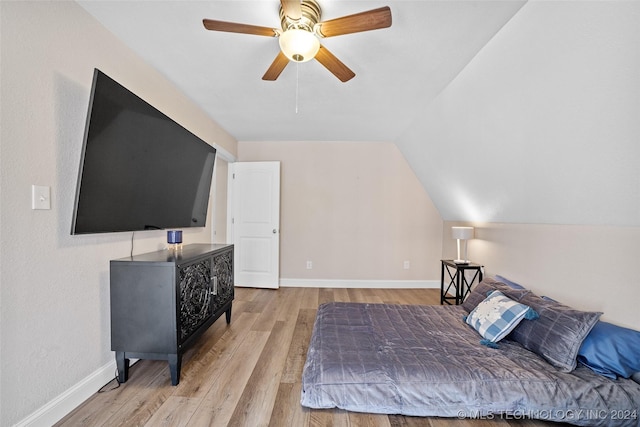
xmin=32 ymin=185 xmax=51 ymax=210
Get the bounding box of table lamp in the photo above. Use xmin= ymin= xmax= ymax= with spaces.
xmin=452 ymin=226 xmax=474 ymax=264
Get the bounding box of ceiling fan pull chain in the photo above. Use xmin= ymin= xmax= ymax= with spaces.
xmin=295 ymin=63 xmax=299 ymax=114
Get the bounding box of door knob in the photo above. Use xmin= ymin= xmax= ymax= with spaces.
xmin=273 ymin=229 xmax=277 ymax=234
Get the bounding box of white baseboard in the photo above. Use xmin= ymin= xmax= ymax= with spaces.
xmin=14 ymin=358 xmax=131 ymax=427
xmin=279 ymin=278 xmax=440 ymax=289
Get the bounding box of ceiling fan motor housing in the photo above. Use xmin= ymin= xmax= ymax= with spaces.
xmin=279 ymin=0 xmax=322 ymax=32
xmin=278 ymin=0 xmax=322 ymax=62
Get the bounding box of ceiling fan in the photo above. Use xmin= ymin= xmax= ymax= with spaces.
xmin=202 ymin=0 xmax=392 ymax=82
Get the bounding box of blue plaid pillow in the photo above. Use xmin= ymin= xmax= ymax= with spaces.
xmin=465 ymin=290 xmax=537 ymax=345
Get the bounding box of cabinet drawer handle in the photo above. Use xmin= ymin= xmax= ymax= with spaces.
xmin=211 ymin=276 xmax=218 ymax=295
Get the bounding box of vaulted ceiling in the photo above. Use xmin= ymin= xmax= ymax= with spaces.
xmin=77 ymin=1 xmax=640 ymax=227
xmin=78 ymin=0 xmax=525 ymax=142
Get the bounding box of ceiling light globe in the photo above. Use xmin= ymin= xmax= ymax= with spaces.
xmin=279 ymin=29 xmax=320 ymax=63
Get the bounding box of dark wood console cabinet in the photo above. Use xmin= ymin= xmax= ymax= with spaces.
xmin=110 ymin=244 xmax=234 ymax=385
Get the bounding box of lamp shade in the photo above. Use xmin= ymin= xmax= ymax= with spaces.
xmin=279 ymin=29 xmax=320 ymax=63
xmin=452 ymin=226 xmax=474 ymax=240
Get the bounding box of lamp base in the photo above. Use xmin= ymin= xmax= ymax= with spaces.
xmin=453 ymin=259 xmax=469 ymax=265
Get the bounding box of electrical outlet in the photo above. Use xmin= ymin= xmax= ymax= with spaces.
xmin=306 ymin=261 xmax=313 ymax=270
xmin=403 ymin=260 xmax=410 ymax=270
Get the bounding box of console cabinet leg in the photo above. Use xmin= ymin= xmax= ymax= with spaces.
xmin=168 ymin=353 xmax=182 ymax=386
xmin=226 ymin=305 xmax=232 ymax=324
xmin=116 ymin=351 xmax=129 ymax=383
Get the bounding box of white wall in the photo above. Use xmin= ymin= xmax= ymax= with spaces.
xmin=443 ymin=222 xmax=640 ymax=329
xmin=238 ymin=141 xmax=443 ymax=283
xmin=213 ymin=159 xmax=230 ymax=243
xmin=0 ymin=2 xmax=236 ymax=425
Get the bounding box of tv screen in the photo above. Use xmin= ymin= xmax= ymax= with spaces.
xmin=71 ymin=69 xmax=217 ymax=235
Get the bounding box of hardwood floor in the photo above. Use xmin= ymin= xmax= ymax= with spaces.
xmin=56 ymin=287 xmax=555 ymax=427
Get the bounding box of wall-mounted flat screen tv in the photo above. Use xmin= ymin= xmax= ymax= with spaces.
xmin=71 ymin=69 xmax=217 ymax=234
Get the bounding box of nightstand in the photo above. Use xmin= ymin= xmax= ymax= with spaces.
xmin=440 ymin=260 xmax=483 ymax=305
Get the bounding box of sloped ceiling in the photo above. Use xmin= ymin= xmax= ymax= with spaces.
xmin=77 ymin=0 xmax=639 ymax=227
xmin=77 ymin=0 xmax=526 ymax=142
xmin=397 ymin=1 xmax=640 ymax=227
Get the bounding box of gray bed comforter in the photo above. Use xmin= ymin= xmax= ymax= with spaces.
xmin=301 ymin=302 xmax=640 ymax=426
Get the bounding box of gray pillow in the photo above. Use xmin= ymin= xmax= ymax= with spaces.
xmin=462 ymin=276 xmax=530 ymax=312
xmin=509 ymin=292 xmax=602 ymax=372
xmin=632 ymin=372 xmax=640 ymax=384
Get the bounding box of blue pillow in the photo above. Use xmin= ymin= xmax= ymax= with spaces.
xmin=577 ymin=321 xmax=640 ymax=379
xmin=465 ymin=291 xmax=537 ymax=345
xmin=495 ymin=275 xmax=526 ymax=290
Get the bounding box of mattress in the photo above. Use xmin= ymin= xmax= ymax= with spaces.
xmin=301 ymin=302 xmax=640 ymax=426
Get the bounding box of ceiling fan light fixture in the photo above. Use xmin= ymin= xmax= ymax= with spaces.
xmin=278 ymin=28 xmax=320 ymax=63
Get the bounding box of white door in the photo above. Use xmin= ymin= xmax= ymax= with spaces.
xmin=228 ymin=162 xmax=280 ymax=288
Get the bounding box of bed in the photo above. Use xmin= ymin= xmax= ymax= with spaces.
xmin=300 ymin=278 xmax=640 ymax=426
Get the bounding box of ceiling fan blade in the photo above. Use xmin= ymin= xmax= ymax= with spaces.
xmin=316 ymin=6 xmax=392 ymax=38
xmin=203 ymin=19 xmax=278 ymax=37
xmin=262 ymin=52 xmax=290 ymax=81
xmin=314 ymin=45 xmax=355 ymax=82
xmin=280 ymin=0 xmax=302 ymax=20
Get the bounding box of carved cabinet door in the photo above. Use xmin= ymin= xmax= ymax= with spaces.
xmin=178 ymin=257 xmax=213 ymax=343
